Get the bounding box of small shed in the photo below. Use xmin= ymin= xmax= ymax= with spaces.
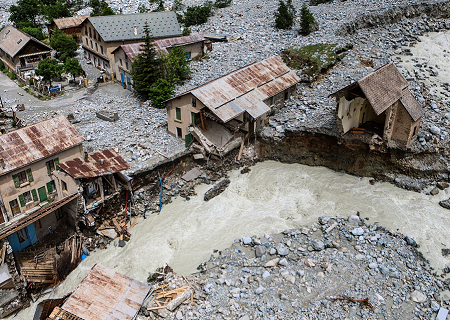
xmin=330 ymin=63 xmax=424 ymax=148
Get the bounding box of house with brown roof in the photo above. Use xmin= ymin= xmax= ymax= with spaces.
xmin=330 ymin=63 xmax=424 ymax=148
xmin=112 ymin=34 xmax=208 ymax=90
xmin=80 ymin=12 xmax=182 ymax=76
xmin=47 ymin=15 xmax=90 ymax=43
xmin=164 ymin=56 xmax=300 ymax=153
xmin=0 ymin=116 xmax=85 ymax=254
xmin=0 ymin=26 xmax=52 ymax=72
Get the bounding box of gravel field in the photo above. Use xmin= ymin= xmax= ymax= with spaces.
xmin=140 ymin=217 xmax=449 ymax=320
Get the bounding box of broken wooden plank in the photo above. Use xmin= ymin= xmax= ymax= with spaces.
xmin=155 ymin=150 xmax=169 ymax=159
xmin=237 ymin=138 xmax=245 ymax=161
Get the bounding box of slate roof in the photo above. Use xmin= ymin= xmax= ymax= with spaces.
xmin=87 ymin=12 xmax=181 ymax=42
xmin=112 ymin=34 xmax=205 ymax=61
xmin=331 ymin=62 xmax=423 ymax=121
xmin=53 ymin=15 xmax=89 ymax=30
xmin=0 ymin=25 xmax=52 ymax=59
xmin=167 ymin=56 xmax=300 ymax=122
xmin=58 ymin=149 xmax=130 ymax=179
xmin=0 ymin=116 xmax=85 ymax=176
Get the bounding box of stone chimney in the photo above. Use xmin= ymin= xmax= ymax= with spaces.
xmin=84 ymin=152 xmax=89 ymax=161
xmin=0 ymin=159 xmax=4 ymax=169
xmin=134 ymin=25 xmax=138 ymax=35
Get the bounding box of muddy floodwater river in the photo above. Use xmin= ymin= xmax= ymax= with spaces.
xmin=16 ymin=160 xmax=450 ymax=318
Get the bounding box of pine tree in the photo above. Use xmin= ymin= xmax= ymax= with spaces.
xmin=131 ymin=25 xmax=163 ymax=98
xmin=300 ymin=3 xmax=316 ymax=35
xmin=274 ymin=0 xmax=294 ymax=30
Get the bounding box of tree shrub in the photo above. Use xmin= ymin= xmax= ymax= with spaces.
xmin=274 ymin=0 xmax=294 ymax=29
xmin=182 ymin=3 xmax=212 ymax=27
xmin=214 ymin=0 xmax=231 ymax=8
xmin=300 ymin=3 xmax=317 ymax=35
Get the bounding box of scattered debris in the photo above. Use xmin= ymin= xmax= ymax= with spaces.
xmin=204 ymin=179 xmax=230 ymax=201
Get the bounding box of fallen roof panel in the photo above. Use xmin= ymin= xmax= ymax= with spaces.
xmin=58 ymin=149 xmax=130 ymax=179
xmin=62 ymin=264 xmax=150 ymax=320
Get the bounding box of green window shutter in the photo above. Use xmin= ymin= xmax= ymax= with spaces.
xmin=46 ymin=182 xmax=53 ymax=194
xmin=18 ymin=195 xmax=25 ymax=207
xmin=46 ymin=162 xmax=51 ymax=175
xmin=12 ymin=174 xmax=20 ymax=188
xmin=55 ymin=158 xmax=60 ymax=170
xmin=31 ymin=189 xmax=38 ymax=201
xmin=26 ymin=168 xmax=34 ymax=182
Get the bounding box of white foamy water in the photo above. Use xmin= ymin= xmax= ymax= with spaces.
xmin=396 ymin=30 xmax=450 ymax=96
xmin=16 ymin=160 xmax=450 ymax=318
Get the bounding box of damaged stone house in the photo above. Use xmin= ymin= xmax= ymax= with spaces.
xmin=58 ymin=148 xmax=130 ymax=230
xmin=165 ymin=55 xmax=300 ymax=154
xmin=112 ymin=34 xmax=209 ymax=90
xmin=331 ymin=62 xmax=424 ymax=149
xmin=0 ymin=26 xmax=52 ymax=73
xmin=0 ymin=117 xmax=130 ymax=315
xmin=80 ymin=12 xmax=182 ymax=76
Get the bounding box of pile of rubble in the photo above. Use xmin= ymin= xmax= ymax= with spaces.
xmin=138 ymin=216 xmax=449 ymax=320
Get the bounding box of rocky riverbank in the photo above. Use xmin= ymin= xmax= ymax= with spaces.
xmin=138 ymin=216 xmax=449 ymax=319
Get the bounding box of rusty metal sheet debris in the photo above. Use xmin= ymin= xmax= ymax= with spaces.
xmin=62 ymin=264 xmax=150 ymax=320
xmin=58 ymin=148 xmax=129 ymax=179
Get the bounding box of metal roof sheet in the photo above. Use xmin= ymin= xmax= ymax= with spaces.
xmin=191 ymin=56 xmax=299 ymax=122
xmin=58 ymin=149 xmax=129 ymax=179
xmin=53 ymin=15 xmax=89 ymax=30
xmin=62 ymin=264 xmax=150 ymax=320
xmin=0 ymin=117 xmax=85 ymax=176
xmin=87 ymin=12 xmax=182 ymax=42
xmin=114 ymin=34 xmax=205 ymax=61
xmin=0 ymin=25 xmax=52 ymax=58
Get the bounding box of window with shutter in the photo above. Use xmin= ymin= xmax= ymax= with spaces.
xmin=31 ymin=189 xmax=38 ymax=201
xmin=18 ymin=194 xmax=25 ymax=207
xmin=26 ymin=168 xmax=33 ymax=182
xmin=46 ymin=182 xmax=53 ymax=194
xmin=12 ymin=174 xmax=20 ymax=188
xmin=9 ymin=200 xmax=20 ymax=215
xmin=54 ymin=158 xmax=60 ymax=170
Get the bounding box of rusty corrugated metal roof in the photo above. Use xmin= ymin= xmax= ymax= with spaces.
xmin=115 ymin=34 xmax=205 ymax=61
xmin=183 ymin=56 xmax=299 ymax=122
xmin=58 ymin=149 xmax=130 ymax=179
xmin=53 ymin=15 xmax=89 ymax=30
xmin=0 ymin=116 xmax=85 ymax=176
xmin=153 ymin=34 xmax=205 ymax=53
xmin=61 ymin=264 xmax=150 ymax=320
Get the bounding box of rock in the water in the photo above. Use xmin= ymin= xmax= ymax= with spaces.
xmin=348 ymin=215 xmax=360 ymax=225
xmin=204 ymin=179 xmax=231 ymax=201
xmin=439 ymin=198 xmax=450 ymax=209
xmin=430 ymin=187 xmax=439 ymax=195
xmin=437 ymin=181 xmax=449 ymax=190
xmin=405 ymin=236 xmax=418 ymax=247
